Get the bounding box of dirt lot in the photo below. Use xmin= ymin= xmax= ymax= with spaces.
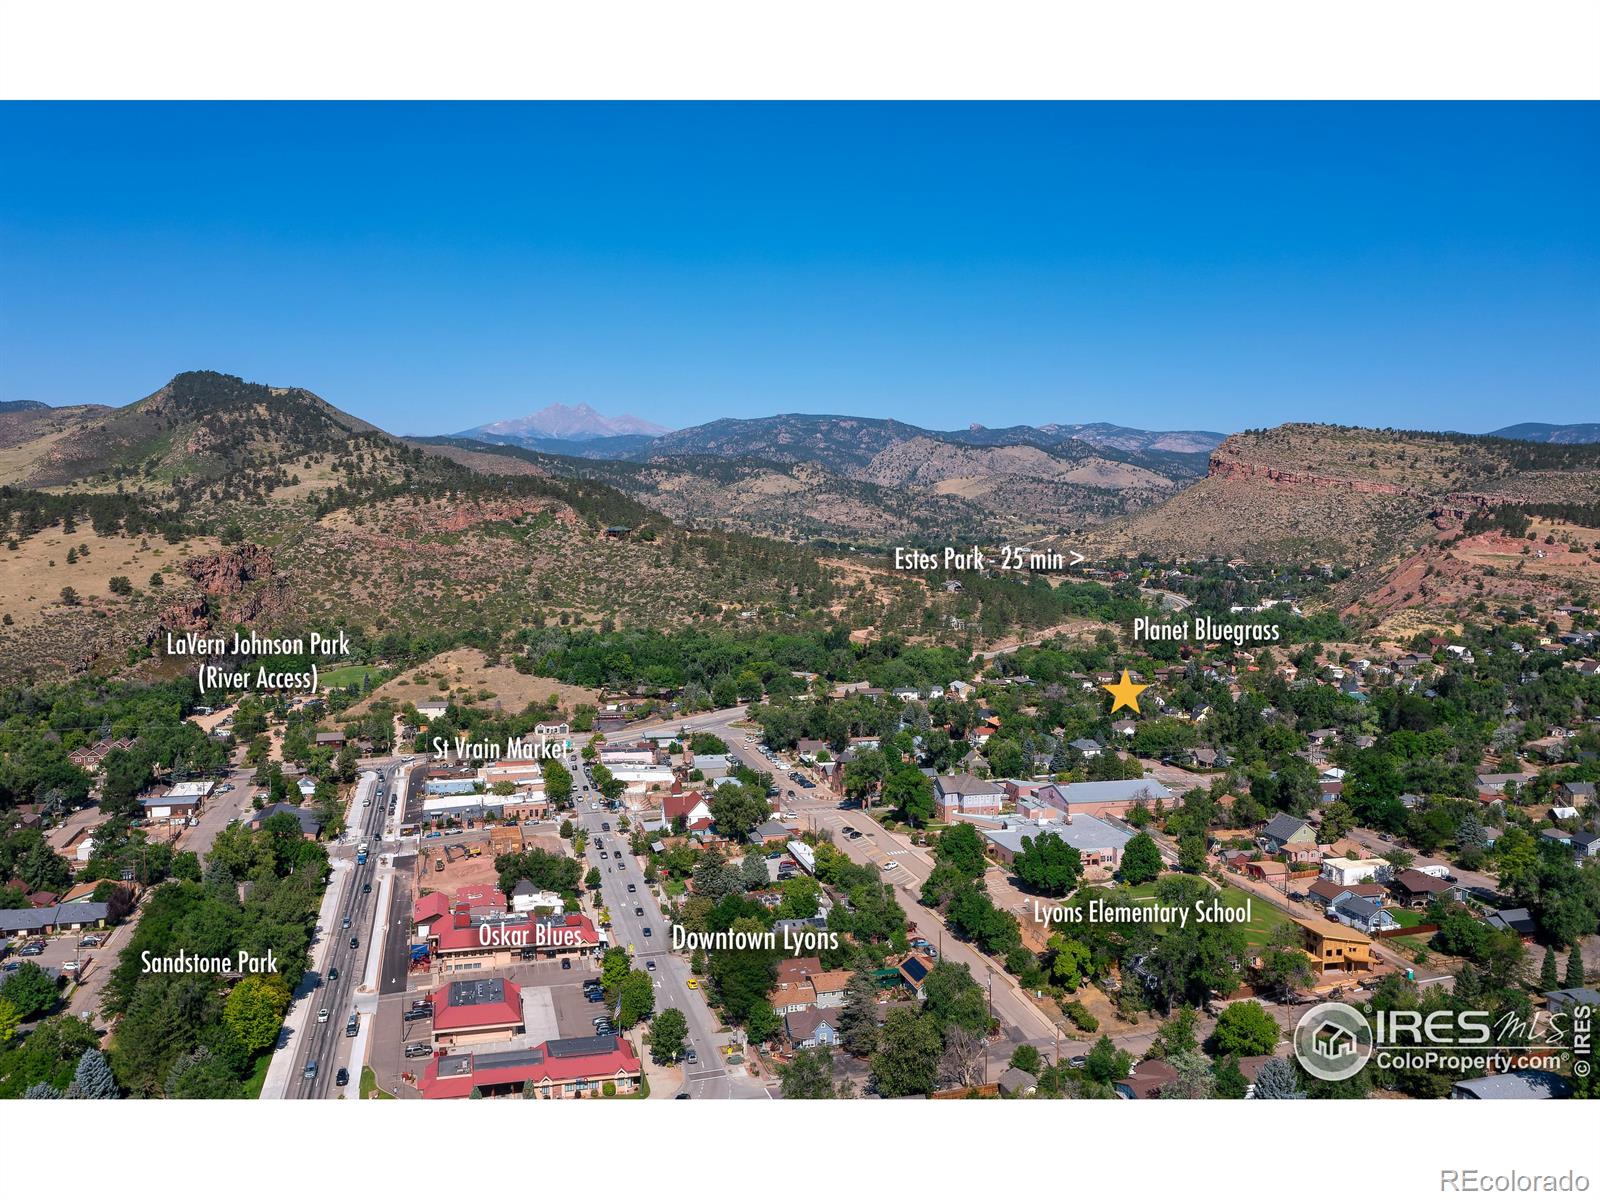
xmin=347 ymin=647 xmax=598 ymax=718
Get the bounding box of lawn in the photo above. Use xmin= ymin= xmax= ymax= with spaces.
xmin=359 ymin=1065 xmax=394 ymax=1099
xmin=241 ymin=1049 xmax=274 ymax=1099
xmin=320 ymin=663 xmax=383 ymax=689
xmin=1107 ymin=880 xmax=1288 ymax=948
xmin=1213 ymin=884 xmax=1289 ymax=949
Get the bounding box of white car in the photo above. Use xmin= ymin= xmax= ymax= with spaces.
xmin=881 ymin=860 xmax=899 ymax=872
xmin=591 ymin=801 xmax=600 ymax=811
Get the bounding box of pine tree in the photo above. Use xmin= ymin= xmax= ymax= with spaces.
xmin=24 ymin=1081 xmax=63 ymax=1099
xmin=1568 ymin=948 xmax=1586 ymax=989
xmin=1251 ymin=1056 xmax=1302 ymax=1099
xmin=837 ymin=967 xmax=881 ymax=1058
xmin=1540 ymin=946 xmax=1560 ymax=991
xmin=70 ymin=1048 xmax=120 ymax=1098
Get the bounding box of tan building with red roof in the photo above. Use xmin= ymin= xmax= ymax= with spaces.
xmin=427 ymin=976 xmax=525 ymax=1047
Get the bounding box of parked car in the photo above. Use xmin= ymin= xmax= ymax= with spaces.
xmin=404 ymin=1043 xmax=432 ymax=1059
xmin=346 ymin=1014 xmax=359 ymax=1037
xmin=335 ymin=1067 xmax=349 ymax=1087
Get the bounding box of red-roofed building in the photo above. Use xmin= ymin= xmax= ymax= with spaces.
xmin=417 ymin=1034 xmax=642 ymax=1099
xmin=428 ymin=976 xmax=525 ymax=1046
xmin=663 ymin=789 xmax=714 ymax=832
xmin=425 ymin=908 xmax=601 ymax=974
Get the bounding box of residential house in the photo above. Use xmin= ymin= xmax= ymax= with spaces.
xmin=1291 ymin=915 xmax=1376 ymax=973
xmin=1320 ymin=856 xmax=1390 ymax=886
xmin=1485 ymin=907 xmax=1539 ymax=938
xmin=1388 ymin=868 xmax=1457 ymax=908
xmin=246 ymin=803 xmax=322 ymax=839
xmin=897 ymin=953 xmax=934 ymax=1000
xmin=1258 ymin=814 xmax=1318 ymax=861
xmin=784 ymin=1007 xmax=841 ymax=1049
xmin=1329 ymin=894 xmax=1400 ymax=934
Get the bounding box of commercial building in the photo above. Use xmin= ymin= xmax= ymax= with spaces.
xmin=417 ymin=1034 xmax=642 ymax=1099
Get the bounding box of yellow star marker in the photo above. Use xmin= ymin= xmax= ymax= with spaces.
xmin=1103 ymin=669 xmax=1150 ymax=714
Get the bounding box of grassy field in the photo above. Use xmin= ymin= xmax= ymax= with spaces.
xmin=320 ymin=662 xmax=384 ymax=689
xmin=1114 ymin=880 xmax=1288 ymax=948
xmin=1213 ymin=884 xmax=1289 ymax=949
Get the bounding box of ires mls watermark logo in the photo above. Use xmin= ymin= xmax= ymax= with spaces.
xmin=1293 ymin=1001 xmax=1375 ymax=1081
xmin=1293 ymin=1001 xmax=1593 ymax=1082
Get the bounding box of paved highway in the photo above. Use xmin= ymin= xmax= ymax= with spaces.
xmin=285 ymin=761 xmax=399 ymax=1097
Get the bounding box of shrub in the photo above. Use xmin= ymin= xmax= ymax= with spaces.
xmin=1063 ymin=1001 xmax=1098 ymax=1032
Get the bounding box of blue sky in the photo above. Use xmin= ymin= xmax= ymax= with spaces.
xmin=0 ymin=102 xmax=1594 ymax=436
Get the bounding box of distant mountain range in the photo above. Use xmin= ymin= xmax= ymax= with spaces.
xmin=456 ymin=402 xmax=671 ymax=443
xmin=1488 ymin=422 xmax=1600 ymax=445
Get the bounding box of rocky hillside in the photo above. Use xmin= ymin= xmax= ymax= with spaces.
xmin=1085 ymin=423 xmax=1600 ymax=626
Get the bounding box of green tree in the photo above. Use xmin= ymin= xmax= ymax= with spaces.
xmin=618 ymin=969 xmax=655 ymax=1028
xmin=1567 ymin=948 xmax=1586 ymax=990
xmin=0 ymin=998 xmax=20 ymax=1047
xmin=745 ymin=998 xmax=781 ymax=1043
xmin=869 ymin=1009 xmax=943 ymax=1097
xmin=710 ymin=783 xmax=769 ymax=841
xmin=1177 ymin=833 xmax=1207 ymax=874
xmin=1253 ymin=921 xmax=1316 ymax=1000
xmin=922 ymin=961 xmax=989 ymax=1036
xmin=223 ymin=974 xmax=290 ymax=1055
xmin=1160 ymin=1050 xmax=1216 ymax=1098
xmin=600 ymin=946 xmax=631 ymax=1002
xmin=1541 ymin=945 xmax=1561 ymax=991
xmin=1083 ymin=1034 xmax=1131 ymax=1085
xmin=1209 ymin=1000 xmax=1281 ymax=1057
xmin=1013 ymin=831 xmax=1083 ymax=896
xmin=646 ymin=1008 xmax=688 ymax=1063
xmin=1149 ymin=1005 xmax=1200 ymax=1059
xmin=934 ymin=822 xmax=988 ymax=878
xmin=883 ymin=764 xmax=935 ymax=827
xmin=779 ymin=1045 xmax=840 ymax=1098
xmin=1009 ymin=1043 xmax=1042 ymax=1075
xmin=1 ymin=962 xmax=58 ymax=1020
xmin=1046 ymin=935 xmax=1093 ymax=990
xmin=1119 ymin=832 xmax=1163 ymax=886
xmin=542 ymin=759 xmax=573 ymax=806
xmin=837 ymin=968 xmax=881 ymax=1058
